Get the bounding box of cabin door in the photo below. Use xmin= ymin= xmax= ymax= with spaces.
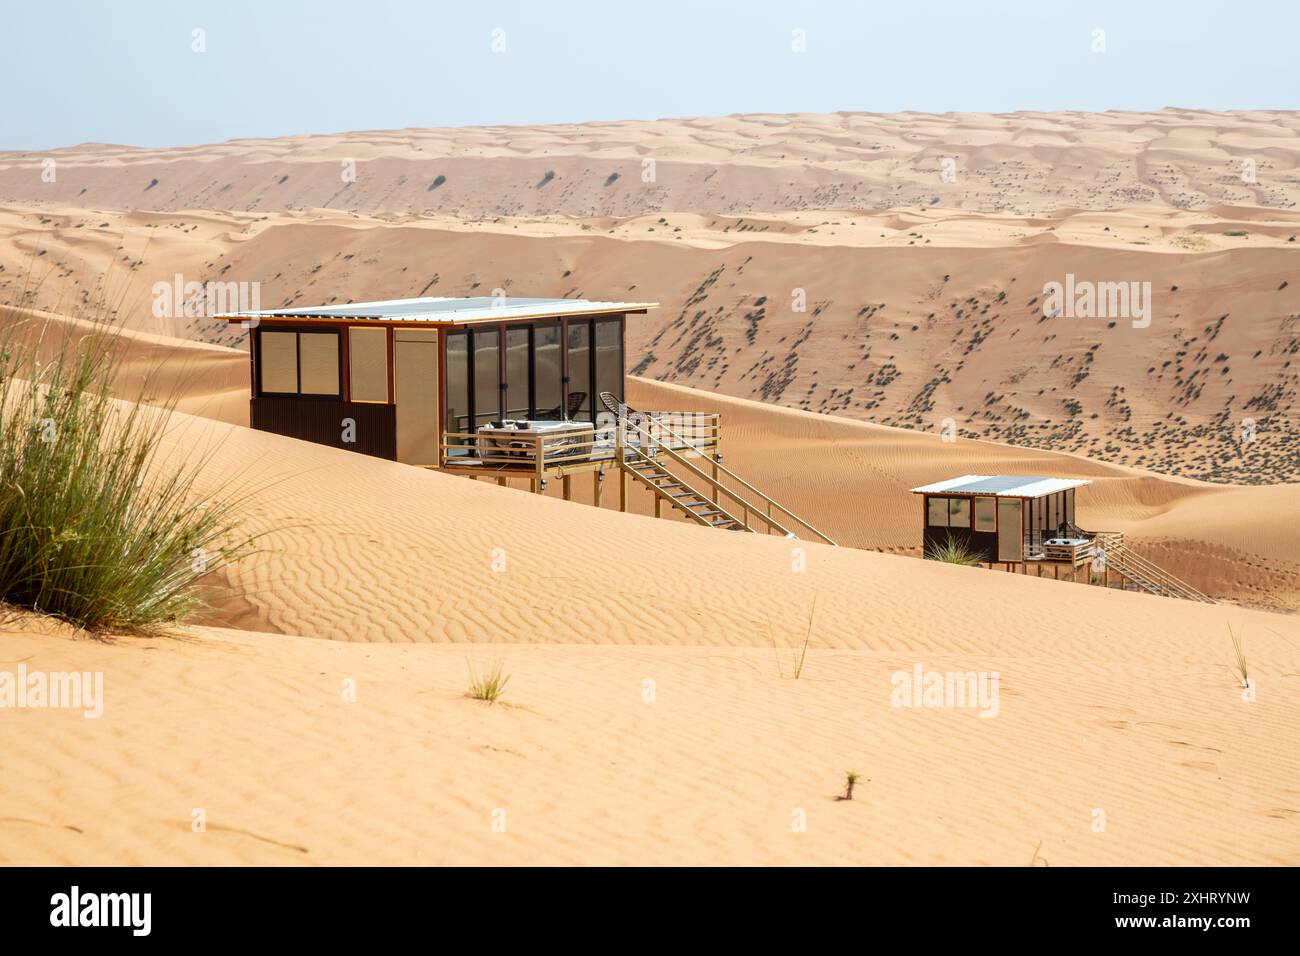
xmin=394 ymin=330 xmax=440 ymax=466
xmin=996 ymin=498 xmax=1023 ymax=562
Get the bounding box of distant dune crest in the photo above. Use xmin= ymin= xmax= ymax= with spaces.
xmin=3 ymin=109 xmax=1299 ymax=216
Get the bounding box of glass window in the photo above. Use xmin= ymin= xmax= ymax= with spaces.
xmin=927 ymin=496 xmax=949 ymax=527
xmin=1065 ymin=489 xmax=1076 ymax=526
xmin=349 ymin=327 xmax=388 ymax=402
xmin=567 ymin=321 xmax=592 ymax=422
xmin=259 ymin=331 xmax=298 ymax=394
xmin=258 ymin=330 xmax=340 ymax=397
xmin=997 ymin=498 xmax=1023 ymax=561
xmin=505 ymin=327 xmax=530 ymax=419
xmin=594 ymin=317 xmax=623 ymax=407
xmin=445 ymin=331 xmax=470 ymax=450
xmin=974 ymin=497 xmax=997 ymax=532
xmin=473 ymin=328 xmax=501 ymax=428
xmin=533 ymin=323 xmax=562 ymax=418
xmin=298 ymin=333 xmax=340 ymax=395
xmin=948 ymin=497 xmax=971 ymax=528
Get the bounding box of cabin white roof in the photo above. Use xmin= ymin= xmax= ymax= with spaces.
xmin=219 ymin=296 xmax=656 ymax=325
xmin=910 ymin=475 xmax=1091 ymax=498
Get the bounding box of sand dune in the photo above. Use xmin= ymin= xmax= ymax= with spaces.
xmin=8 ymin=311 xmax=1295 ymax=611
xmin=3 ymin=614 xmax=1297 ymax=867
xmin=3 ymin=108 xmax=1298 ymax=867
xmin=2 ymin=397 xmax=1298 ymax=865
xmin=4 ymin=110 xmax=1300 ymax=217
xmin=2 ymin=203 xmax=1297 ymax=484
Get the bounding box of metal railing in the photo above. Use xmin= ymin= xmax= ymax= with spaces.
xmin=616 ymin=406 xmax=837 ymax=545
xmin=442 ymin=412 xmax=721 ymax=471
xmin=442 ymin=427 xmax=602 ymax=478
xmin=1092 ymin=533 xmax=1215 ymax=603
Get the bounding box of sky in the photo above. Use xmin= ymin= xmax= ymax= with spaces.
xmin=5 ymin=0 xmax=1298 ymax=150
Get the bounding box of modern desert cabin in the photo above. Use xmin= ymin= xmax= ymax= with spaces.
xmin=911 ymin=473 xmax=1213 ymax=602
xmin=221 ymin=295 xmax=653 ymax=467
xmin=222 ymin=294 xmax=835 ymax=544
xmin=912 ymin=474 xmax=1090 ymax=565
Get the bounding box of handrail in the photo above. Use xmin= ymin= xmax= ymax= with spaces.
xmin=622 ymin=442 xmax=753 ymax=532
xmin=442 ymin=427 xmax=606 ymax=470
xmin=1088 ymin=531 xmax=1214 ymax=603
xmin=624 ymin=406 xmax=837 ymax=546
xmin=1102 ymin=542 xmax=1195 ymax=596
xmin=619 ymin=413 xmax=798 ymax=537
xmin=1106 ymin=544 xmax=1213 ymax=603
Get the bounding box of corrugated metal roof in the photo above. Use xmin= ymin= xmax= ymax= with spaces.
xmin=909 ymin=474 xmax=1092 ymax=498
xmin=218 ymin=296 xmax=656 ymax=325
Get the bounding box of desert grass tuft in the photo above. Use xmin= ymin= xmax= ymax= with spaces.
xmin=768 ymin=593 xmax=817 ymax=679
xmin=839 ymin=770 xmax=860 ymax=801
xmin=466 ymin=658 xmax=510 ymax=703
xmin=0 ymin=301 xmax=252 ymax=634
xmin=924 ymin=532 xmax=984 ymax=566
xmin=1229 ymin=625 xmax=1250 ymax=688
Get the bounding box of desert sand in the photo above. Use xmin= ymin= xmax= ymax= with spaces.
xmin=2 ymin=386 xmax=1298 ymax=866
xmin=2 ymin=111 xmax=1298 ymax=866
xmin=2 ymin=200 xmax=1296 ymax=484
xmin=5 ymin=110 xmax=1300 ymax=217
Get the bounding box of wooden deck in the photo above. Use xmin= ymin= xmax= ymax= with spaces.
xmin=435 ymin=409 xmax=835 ymax=545
xmin=1009 ymin=530 xmax=1214 ymax=602
xmin=438 ymin=410 xmax=720 ymax=483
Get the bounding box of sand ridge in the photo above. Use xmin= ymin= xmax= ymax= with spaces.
xmin=5 ymin=110 xmax=1300 ymax=216
xmin=3 ymin=201 xmax=1297 ymax=484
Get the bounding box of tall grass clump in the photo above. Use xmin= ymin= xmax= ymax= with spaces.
xmin=0 ymin=309 xmax=248 ymax=633
xmin=1228 ymin=625 xmax=1249 ymax=688
xmin=466 ymin=659 xmax=510 ymax=703
xmin=768 ymin=593 xmax=818 ymax=679
xmin=924 ymin=532 xmax=984 ymax=566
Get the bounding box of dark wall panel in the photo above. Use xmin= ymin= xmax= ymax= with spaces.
xmin=251 ymin=397 xmax=396 ymax=460
xmin=923 ymin=526 xmax=999 ymax=563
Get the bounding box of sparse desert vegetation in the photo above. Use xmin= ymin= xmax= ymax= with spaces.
xmin=466 ymin=658 xmax=510 ymax=703
xmin=0 ymin=305 xmax=248 ymax=632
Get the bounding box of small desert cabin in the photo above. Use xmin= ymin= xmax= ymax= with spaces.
xmin=911 ymin=474 xmax=1092 ymax=565
xmin=221 ymin=296 xmax=655 ymax=467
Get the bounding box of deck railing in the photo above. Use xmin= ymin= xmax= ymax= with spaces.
xmin=1025 ymin=530 xmax=1215 ymax=603
xmin=617 ymin=406 xmax=837 ymax=546
xmin=1090 ymin=532 xmax=1214 ymax=603
xmin=440 ymin=412 xmax=721 ymax=475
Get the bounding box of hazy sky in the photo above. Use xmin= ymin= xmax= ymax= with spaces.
xmin=6 ymin=0 xmax=1297 ymax=150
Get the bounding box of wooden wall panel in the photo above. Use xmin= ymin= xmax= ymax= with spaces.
xmin=250 ymin=397 xmax=396 ymax=460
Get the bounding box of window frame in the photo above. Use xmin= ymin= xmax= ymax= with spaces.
xmin=927 ymin=495 xmax=950 ymax=527
xmin=439 ymin=314 xmax=627 ymax=438
xmin=347 ymin=325 xmax=391 ymax=404
xmin=947 ymin=497 xmax=972 ymax=528
xmin=254 ymin=325 xmax=343 ymax=401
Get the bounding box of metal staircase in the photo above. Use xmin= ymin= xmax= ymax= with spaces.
xmin=1091 ymin=533 xmax=1215 ymax=603
xmin=608 ymin=396 xmax=836 ymax=545
xmin=622 ymin=449 xmax=747 ymax=530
